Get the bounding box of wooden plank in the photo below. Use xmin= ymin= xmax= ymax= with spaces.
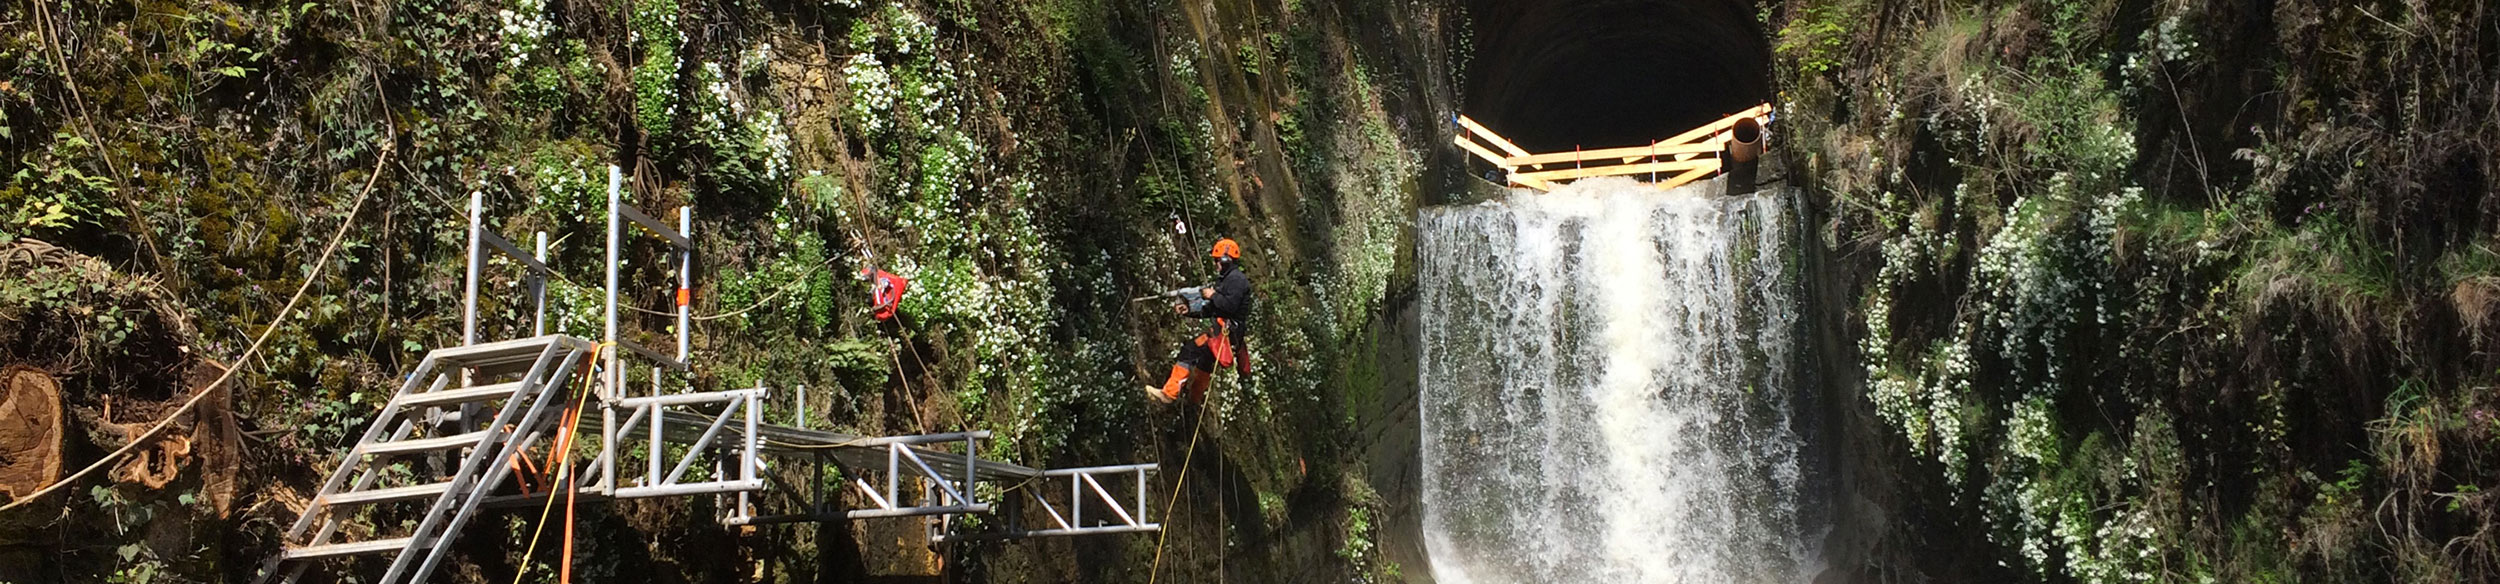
xmin=1649 ymin=104 xmax=1772 ymax=151
xmin=1511 ymin=158 xmax=1716 ymax=182
xmin=1455 ymin=115 xmax=1533 ymax=158
xmin=1496 ymin=103 xmax=1768 ymax=167
xmin=1630 ymin=151 xmax=1710 ymax=163
xmin=1453 ymin=135 xmax=1556 ymax=190
xmin=1653 ymin=165 xmax=1719 ymax=191
xmin=1452 ymin=135 xmax=1512 ymax=167
xmin=1511 ymin=137 xmax=1725 ymax=167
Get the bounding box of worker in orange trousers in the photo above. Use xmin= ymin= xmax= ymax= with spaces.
xmin=1146 ymin=238 xmax=1252 ymax=404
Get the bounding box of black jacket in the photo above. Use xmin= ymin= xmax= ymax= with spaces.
xmin=1189 ymin=263 xmax=1252 ymax=322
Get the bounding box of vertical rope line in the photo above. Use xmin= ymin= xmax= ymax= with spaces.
xmin=1146 ymin=405 xmax=1211 ymax=584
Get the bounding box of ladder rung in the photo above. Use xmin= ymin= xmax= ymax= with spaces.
xmin=361 ymin=431 xmax=490 ymax=456
xmin=324 ymin=482 xmax=455 ymax=507
xmin=284 ymin=537 xmax=416 ymax=560
xmin=399 ymin=382 xmax=526 ymax=409
xmin=429 ymin=336 xmax=575 ymax=367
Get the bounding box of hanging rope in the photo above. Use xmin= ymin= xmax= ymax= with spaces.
xmin=0 ymin=141 xmax=396 ymax=514
xmin=1146 ymin=404 xmax=1211 ymax=584
xmin=506 ymin=342 xmax=605 ymax=584
xmin=609 ymin=255 xmax=841 ymax=321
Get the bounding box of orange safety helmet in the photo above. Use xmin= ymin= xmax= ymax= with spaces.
xmin=1209 ymin=238 xmax=1242 ymax=260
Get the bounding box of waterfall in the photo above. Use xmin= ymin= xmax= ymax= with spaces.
xmin=1418 ymin=177 xmax=1807 ymax=583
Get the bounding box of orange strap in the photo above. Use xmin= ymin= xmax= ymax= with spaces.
xmin=509 ymin=450 xmax=541 ymax=494
xmin=675 ymin=288 xmax=691 ymax=307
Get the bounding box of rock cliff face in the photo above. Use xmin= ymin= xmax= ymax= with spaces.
xmin=5 ymin=0 xmax=2494 ymax=581
xmin=0 ymin=0 xmax=1455 ymax=581
xmin=1773 ymin=0 xmax=2500 ymax=581
xmin=1461 ymin=0 xmax=1772 ymax=153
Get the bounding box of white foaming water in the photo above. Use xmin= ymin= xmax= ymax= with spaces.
xmin=1418 ymin=177 xmax=1806 ymax=584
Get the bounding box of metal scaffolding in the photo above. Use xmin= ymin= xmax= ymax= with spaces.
xmin=255 ymin=166 xmax=1162 ymax=584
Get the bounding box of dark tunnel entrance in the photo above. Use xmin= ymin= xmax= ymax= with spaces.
xmin=1464 ymin=0 xmax=1772 ymax=153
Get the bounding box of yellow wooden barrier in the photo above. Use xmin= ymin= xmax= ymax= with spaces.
xmin=1510 ymin=158 xmax=1718 ymax=183
xmin=1454 ymin=103 xmax=1770 ymax=193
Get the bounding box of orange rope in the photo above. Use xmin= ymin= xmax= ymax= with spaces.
xmin=508 ymin=343 xmax=602 ymax=584
xmin=557 ymin=344 xmax=600 ymax=584
xmin=558 ymin=401 xmax=582 ymax=584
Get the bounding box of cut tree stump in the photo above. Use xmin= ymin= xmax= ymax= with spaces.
xmin=0 ymin=366 xmax=64 ymax=504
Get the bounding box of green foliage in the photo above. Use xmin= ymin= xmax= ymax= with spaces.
xmin=2 ymin=132 xmax=123 ymax=240
xmin=632 ymin=0 xmax=683 ymax=138
xmin=824 ymin=337 xmax=893 ymax=391
xmin=87 ymin=487 xmax=172 ymax=584
xmin=2321 ymin=458 xmax=2371 ymax=506
xmin=1337 ymin=504 xmax=1373 ymax=562
xmin=1333 ymin=476 xmax=1402 ymax=583
xmin=0 ymin=0 xmax=1451 ymax=580
xmin=1816 ymin=1 xmax=2500 ymax=581
xmin=1236 ymin=43 xmax=1263 ymax=77
xmin=1775 ymin=2 xmax=1854 ymax=76
xmin=2237 ymin=209 xmax=2399 ymax=321
xmin=0 ymin=264 xmax=152 ymax=357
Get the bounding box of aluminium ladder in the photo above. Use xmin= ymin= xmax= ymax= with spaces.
xmin=254 ymin=335 xmax=595 ymax=584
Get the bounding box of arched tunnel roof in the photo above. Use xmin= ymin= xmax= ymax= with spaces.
xmin=1464 ymin=0 xmax=1772 ymax=153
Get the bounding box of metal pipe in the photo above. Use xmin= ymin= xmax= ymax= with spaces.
xmin=650 ymin=372 xmax=662 ymax=487
xmin=465 ymin=190 xmax=482 ymax=348
xmin=461 ymin=191 xmax=483 ymax=431
xmin=613 ymin=387 xmax=764 ymax=408
xmin=601 ymin=393 xmax=616 ymax=492
xmin=846 ymin=504 xmax=989 ymax=520
xmin=947 ymin=524 xmax=1162 ymax=540
xmin=926 ymin=525 xmax=1163 ymax=543
xmin=675 ymin=205 xmax=695 ymax=396
xmin=610 ymin=479 xmax=765 ymax=499
xmin=854 ymin=477 xmax=894 ymax=509
xmin=677 ymin=205 xmax=691 ymax=367
xmin=712 ymin=442 xmax=725 ymax=519
xmin=745 ymin=386 xmax=760 ymax=482
xmin=1082 ymin=473 xmax=1135 ymax=525
xmin=725 ymin=513 xmax=845 ymax=527
xmin=897 ymin=447 xmax=967 ymax=505
xmin=663 ymin=400 xmax=740 ymax=484
xmin=1031 ymin=490 xmax=1071 ymax=530
xmin=738 ymin=387 xmax=760 ymax=520
xmin=606 ymin=404 xmax=650 ymax=442
xmin=604 ymin=166 xmax=621 ymax=401
xmin=1038 ymin=463 xmax=1161 ymax=476
xmin=1721 ymin=116 xmax=1764 ymax=196
xmin=851 ymin=431 xmax=992 ymax=447
xmin=533 ymin=231 xmax=547 ymax=337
